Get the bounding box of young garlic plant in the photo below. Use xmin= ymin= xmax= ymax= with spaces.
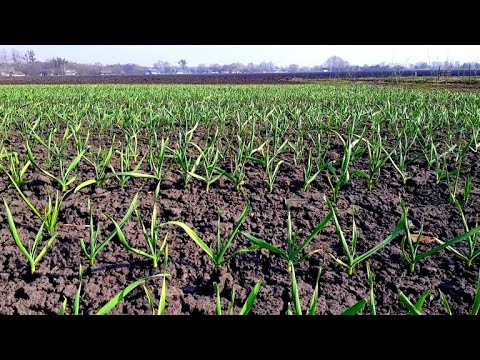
xmin=59 ymin=265 xmax=164 ymax=315
xmin=80 ymin=194 xmax=139 ymax=266
xmin=110 ymin=146 xmax=149 ymax=188
xmin=434 ymin=150 xmax=455 ymax=185
xmin=326 ymin=196 xmax=405 ymax=275
xmin=70 ymin=124 xmax=90 ymax=154
xmin=313 ymin=132 xmax=331 ymax=171
xmin=59 ymin=265 xmax=84 ymax=315
xmin=399 ymin=290 xmax=431 ymax=315
xmin=400 ymin=199 xmax=480 ymax=272
xmin=76 ymin=142 xmax=115 ymax=192
xmin=303 ymin=133 xmax=331 ymax=192
xmin=303 ymin=150 xmax=322 ymax=191
xmin=4 ymin=200 xmax=57 ymax=275
xmin=437 ymin=199 xmax=480 ymax=268
xmin=220 ymin=134 xmax=248 ymax=191
xmin=385 ymin=129 xmax=417 ymax=185
xmin=29 ymin=127 xmax=60 ymax=169
xmin=366 ymin=262 xmax=376 ymax=315
xmin=112 ymin=202 xmax=168 ymax=268
xmin=0 ymin=143 xmax=8 ymax=160
xmin=244 ymin=122 xmax=267 ymax=165
xmin=189 ymin=129 xmax=224 ymax=192
xmin=143 ymin=247 xmax=170 ymax=315
xmin=172 ymin=122 xmax=204 ymax=188
xmin=0 ymin=150 xmax=31 ymax=188
xmin=242 ymin=199 xmax=333 ymax=272
xmin=422 ymin=136 xmax=456 ymax=173
xmin=269 ymin=110 xmax=287 ymax=155
xmin=264 ymin=140 xmax=289 ymax=193
xmin=148 ymin=137 xmax=169 ymax=199
xmin=463 ymin=174 xmax=472 ymax=204
xmin=445 ymin=156 xmax=464 ymax=205
xmin=469 ymin=127 xmax=480 ymax=153
xmin=353 ymin=125 xmax=391 ymax=192
xmin=124 ymin=130 xmax=141 ymax=162
xmin=213 ymin=280 xmax=262 ymax=315
xmin=42 ymin=191 xmax=62 ymax=234
xmin=3 ymin=173 xmax=63 ymax=235
xmin=114 ymin=139 xmax=169 ymax=198
xmin=420 ymin=133 xmax=436 ymax=171
xmin=287 ymin=264 xmax=367 ymax=315
xmin=440 ymin=141 xmax=471 ymax=201
xmin=289 ymin=132 xmax=306 ymax=167
xmin=26 ymin=140 xmax=86 ymax=192
xmin=326 ymin=128 xmax=363 ymax=202
xmin=163 ymin=203 xmax=251 ymax=269
xmin=288 ymin=266 xmax=322 ymax=315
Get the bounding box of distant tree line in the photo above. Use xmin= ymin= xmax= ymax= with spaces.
xmin=153 ymin=56 xmax=480 ymax=75
xmin=1 ymin=48 xmax=480 ymax=76
xmin=0 ymin=48 xmax=149 ymax=76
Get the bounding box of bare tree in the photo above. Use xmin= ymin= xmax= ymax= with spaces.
xmin=196 ymin=63 xmax=207 ymax=74
xmin=25 ymin=50 xmax=36 ymax=63
xmin=122 ymin=63 xmax=145 ymax=75
xmin=210 ymin=63 xmax=222 ymax=73
xmin=10 ymin=49 xmax=24 ymax=70
xmin=50 ymin=57 xmax=68 ymax=75
xmin=10 ymin=49 xmax=23 ymax=63
xmin=0 ymin=49 xmax=8 ymax=63
xmin=0 ymin=49 xmax=8 ymax=71
xmin=258 ymin=61 xmax=275 ymax=73
xmin=223 ymin=62 xmax=245 ymax=73
xmin=323 ymin=55 xmax=349 ymax=74
xmin=154 ymin=60 xmax=174 ymax=74
xmin=178 ymin=59 xmax=187 ymax=71
xmin=246 ymin=62 xmax=256 ymax=73
xmin=411 ymin=62 xmax=428 ymax=70
xmin=288 ymin=64 xmax=299 ymax=73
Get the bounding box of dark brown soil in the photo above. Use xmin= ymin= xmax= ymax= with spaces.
xmin=0 ymin=74 xmax=306 ymax=85
xmin=1 ymin=129 xmax=479 ymax=315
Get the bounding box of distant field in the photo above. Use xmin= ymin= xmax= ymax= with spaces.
xmin=1 ymin=73 xmax=480 ymax=90
xmin=317 ymin=76 xmax=480 ymax=92
xmin=1 ymin=84 xmax=480 ymax=315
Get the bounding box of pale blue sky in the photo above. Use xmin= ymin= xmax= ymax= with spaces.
xmin=1 ymin=45 xmax=478 ymax=67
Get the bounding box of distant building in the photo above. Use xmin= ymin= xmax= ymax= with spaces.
xmin=0 ymin=71 xmax=9 ymax=77
xmin=175 ymin=70 xmax=188 ymax=74
xmin=98 ymin=70 xmax=112 ymax=76
xmin=9 ymin=71 xmax=25 ymax=77
xmin=65 ymin=69 xmax=77 ymax=76
xmin=146 ymin=68 xmax=162 ymax=75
